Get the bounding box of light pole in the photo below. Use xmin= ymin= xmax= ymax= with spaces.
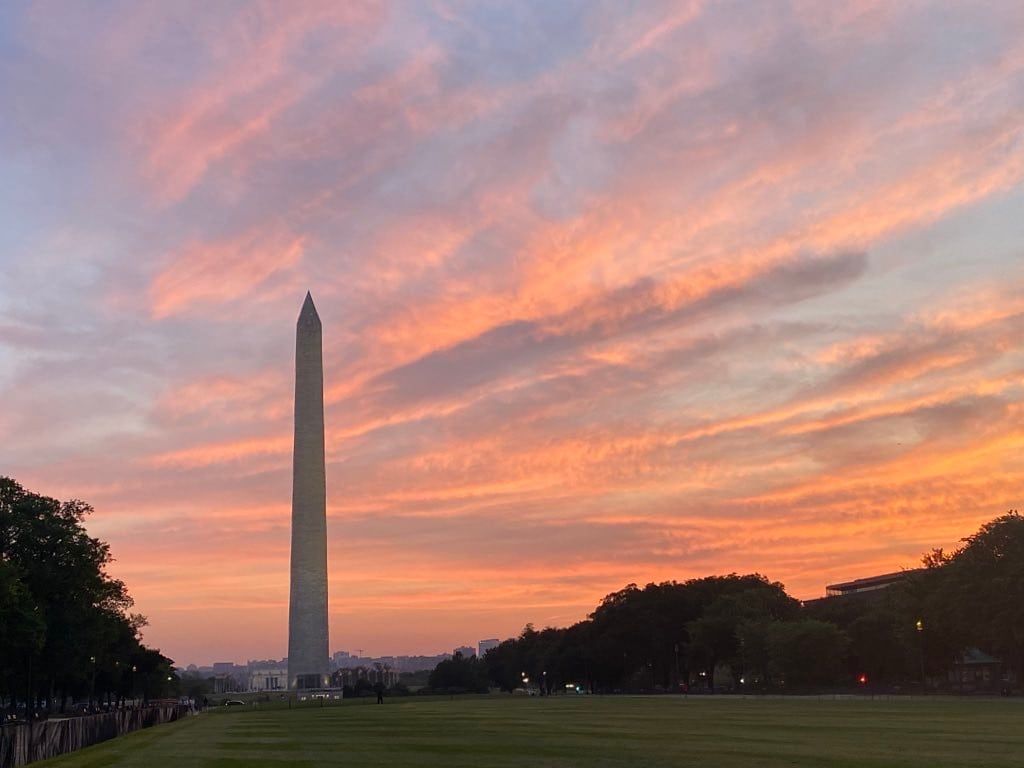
xmin=673 ymin=643 xmax=680 ymax=692
xmin=89 ymin=656 xmax=97 ymax=709
xmin=915 ymin=619 xmax=925 ymax=688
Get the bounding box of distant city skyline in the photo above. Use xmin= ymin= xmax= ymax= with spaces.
xmin=1 ymin=1 xmax=1022 ymax=666
xmin=181 ymin=647 xmax=476 ymax=673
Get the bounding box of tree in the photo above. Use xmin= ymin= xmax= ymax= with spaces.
xmin=428 ymin=652 xmax=489 ymax=693
xmin=766 ymin=620 xmax=848 ymax=688
xmin=484 ymin=635 xmax=527 ymax=692
xmin=845 ymin=608 xmax=914 ymax=684
xmin=912 ymin=511 xmax=1024 ymax=680
xmin=0 ymin=477 xmax=175 ymax=713
xmin=687 ymin=583 xmax=800 ymax=689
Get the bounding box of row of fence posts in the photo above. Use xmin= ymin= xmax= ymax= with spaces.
xmin=0 ymin=704 xmax=189 ymax=768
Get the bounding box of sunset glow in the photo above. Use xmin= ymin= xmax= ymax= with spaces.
xmin=2 ymin=1 xmax=1022 ymax=666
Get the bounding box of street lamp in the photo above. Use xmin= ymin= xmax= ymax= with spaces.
xmin=89 ymin=656 xmax=97 ymax=708
xmin=915 ymin=619 xmax=925 ymax=686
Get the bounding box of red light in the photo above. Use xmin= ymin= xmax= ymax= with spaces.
xmin=858 ymin=674 xmax=867 ymax=684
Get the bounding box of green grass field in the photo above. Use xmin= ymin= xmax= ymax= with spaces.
xmin=38 ymin=695 xmax=1024 ymax=768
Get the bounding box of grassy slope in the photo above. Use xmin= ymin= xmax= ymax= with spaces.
xmin=36 ymin=696 xmax=1024 ymax=768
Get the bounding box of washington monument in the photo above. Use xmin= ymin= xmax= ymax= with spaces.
xmin=287 ymin=292 xmax=330 ymax=689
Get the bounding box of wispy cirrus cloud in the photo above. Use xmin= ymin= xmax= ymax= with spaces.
xmin=0 ymin=0 xmax=1022 ymax=665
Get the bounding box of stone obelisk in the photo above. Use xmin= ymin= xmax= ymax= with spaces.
xmin=287 ymin=292 xmax=330 ymax=690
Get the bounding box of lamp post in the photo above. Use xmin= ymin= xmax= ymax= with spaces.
xmin=916 ymin=619 xmax=925 ymax=688
xmin=673 ymin=643 xmax=680 ymax=692
xmin=89 ymin=656 xmax=97 ymax=709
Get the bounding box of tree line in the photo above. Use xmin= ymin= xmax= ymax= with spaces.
xmin=1 ymin=478 xmax=176 ymax=717
xmin=429 ymin=512 xmax=1022 ymax=695
xmin=6 ymin=474 xmax=1018 ymax=705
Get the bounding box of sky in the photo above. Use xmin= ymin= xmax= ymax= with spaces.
xmin=1 ymin=1 xmax=1023 ymax=667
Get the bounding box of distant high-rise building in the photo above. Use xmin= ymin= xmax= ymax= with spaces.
xmin=478 ymin=638 xmax=500 ymax=656
xmin=454 ymin=645 xmax=476 ymax=658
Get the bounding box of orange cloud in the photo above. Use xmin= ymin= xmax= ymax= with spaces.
xmin=149 ymin=227 xmax=305 ymax=319
xmin=4 ymin=0 xmax=1023 ymax=665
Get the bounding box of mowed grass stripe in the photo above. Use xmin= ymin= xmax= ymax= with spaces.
xmin=36 ymin=696 xmax=1024 ymax=768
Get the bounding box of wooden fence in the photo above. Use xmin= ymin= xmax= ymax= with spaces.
xmin=0 ymin=705 xmax=189 ymax=768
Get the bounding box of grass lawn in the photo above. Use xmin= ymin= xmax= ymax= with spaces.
xmin=37 ymin=695 xmax=1024 ymax=768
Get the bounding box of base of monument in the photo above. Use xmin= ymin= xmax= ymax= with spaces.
xmin=293 ymin=673 xmax=330 ymax=690
xmin=295 ymin=687 xmax=343 ymax=702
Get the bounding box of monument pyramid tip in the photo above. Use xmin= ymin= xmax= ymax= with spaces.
xmin=298 ymin=291 xmax=320 ymax=323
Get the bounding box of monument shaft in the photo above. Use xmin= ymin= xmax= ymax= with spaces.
xmin=287 ymin=293 xmax=330 ymax=689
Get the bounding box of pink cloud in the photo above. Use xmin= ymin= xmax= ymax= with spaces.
xmin=2 ymin=1 xmax=1022 ymax=664
xmin=149 ymin=226 xmax=305 ymax=318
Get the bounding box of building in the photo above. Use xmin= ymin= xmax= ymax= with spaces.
xmin=478 ymin=639 xmax=500 ymax=656
xmin=249 ymin=667 xmax=288 ymax=692
xmin=949 ymin=649 xmax=1016 ymax=694
xmin=824 ymin=570 xmax=919 ymax=598
xmin=454 ymin=645 xmax=476 ymax=658
xmin=209 ymin=662 xmax=248 ymax=691
xmin=332 ymin=665 xmax=399 ymax=689
xmin=211 ymin=674 xmax=236 ymax=694
xmin=331 ymin=650 xmax=350 ymax=669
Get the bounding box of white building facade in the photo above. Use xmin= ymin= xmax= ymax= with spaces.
xmin=249 ymin=667 xmax=288 ymax=692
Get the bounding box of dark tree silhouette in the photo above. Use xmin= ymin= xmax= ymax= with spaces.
xmin=0 ymin=477 xmax=176 ymax=715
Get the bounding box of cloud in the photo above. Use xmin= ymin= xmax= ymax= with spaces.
xmin=148 ymin=226 xmax=305 ymax=319
xmin=1 ymin=0 xmax=1022 ymax=664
